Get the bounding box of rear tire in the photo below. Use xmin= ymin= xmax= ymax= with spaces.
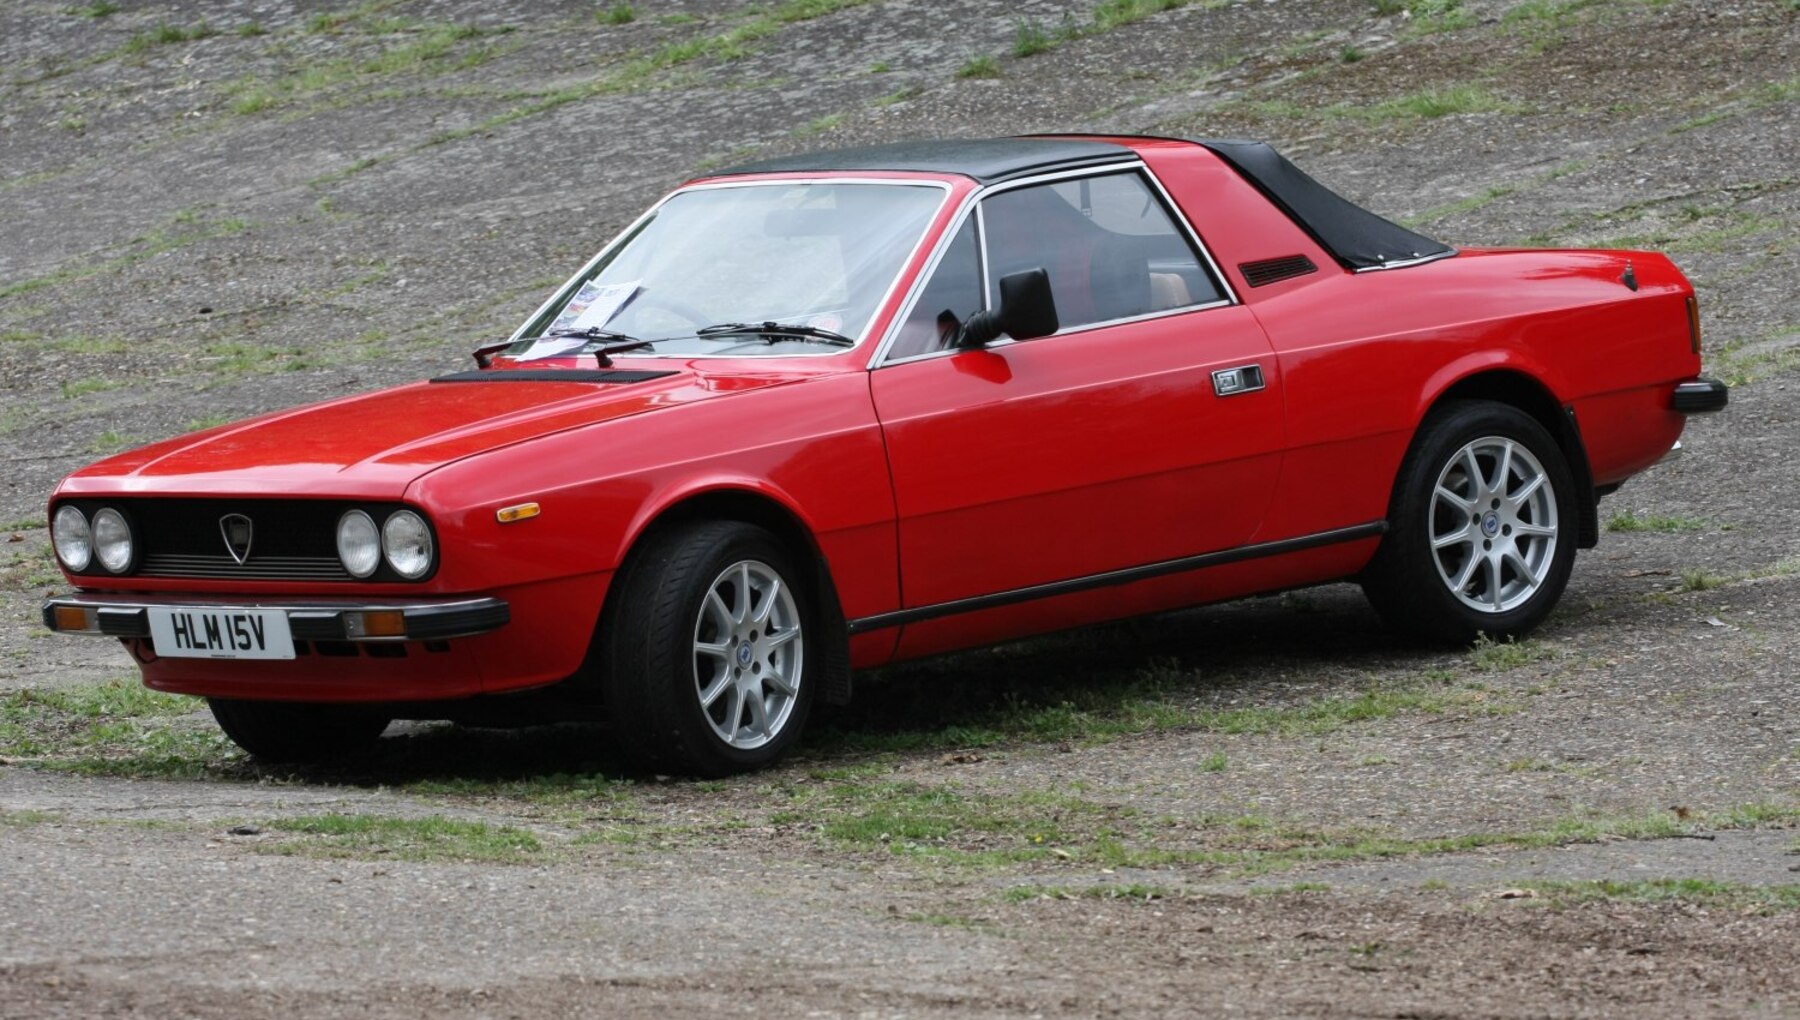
xmin=601 ymin=520 xmax=818 ymax=777
xmin=1361 ymin=400 xmax=1577 ymax=643
xmin=208 ymin=698 xmax=389 ymax=763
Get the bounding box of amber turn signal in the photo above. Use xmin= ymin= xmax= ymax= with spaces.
xmin=53 ymin=605 xmax=97 ymax=633
xmin=496 ymin=502 xmax=541 ymax=523
xmin=1687 ymin=295 xmax=1702 ymax=354
xmin=344 ymin=610 xmax=406 ymax=638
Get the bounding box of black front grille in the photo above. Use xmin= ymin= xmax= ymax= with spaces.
xmin=138 ymin=553 xmax=350 ymax=581
xmin=61 ymin=497 xmax=424 ymax=583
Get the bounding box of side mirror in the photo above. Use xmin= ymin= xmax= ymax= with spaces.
xmin=956 ymin=268 xmax=1059 ymax=348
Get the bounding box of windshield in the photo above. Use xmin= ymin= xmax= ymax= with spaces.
xmin=515 ymin=181 xmax=946 ymax=357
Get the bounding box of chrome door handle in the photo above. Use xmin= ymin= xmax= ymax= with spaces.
xmin=1212 ymin=364 xmax=1265 ymax=397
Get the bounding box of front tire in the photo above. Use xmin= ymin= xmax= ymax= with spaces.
xmin=1362 ymin=400 xmax=1578 ymax=643
xmin=208 ymin=698 xmax=389 ymax=763
xmin=601 ymin=521 xmax=818 ymax=777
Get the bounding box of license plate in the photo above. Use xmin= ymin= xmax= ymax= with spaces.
xmin=147 ymin=607 xmax=296 ymax=660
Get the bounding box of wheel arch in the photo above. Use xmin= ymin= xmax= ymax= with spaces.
xmin=603 ymin=483 xmax=853 ymax=706
xmin=1418 ymin=368 xmax=1599 ymax=549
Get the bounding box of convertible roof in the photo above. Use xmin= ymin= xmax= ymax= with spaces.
xmin=714 ymin=137 xmax=1135 ymax=184
xmin=716 ymin=135 xmax=1453 ymax=271
xmin=1198 ymin=139 xmax=1454 ymax=271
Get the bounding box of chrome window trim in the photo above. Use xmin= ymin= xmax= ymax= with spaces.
xmin=1351 ymin=249 xmax=1459 ymax=273
xmin=508 ymin=177 xmax=954 ymax=360
xmin=871 ymin=159 xmax=1239 ymax=368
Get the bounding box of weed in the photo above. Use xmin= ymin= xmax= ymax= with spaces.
xmin=1007 ymin=883 xmax=1171 ymax=902
xmin=1340 ymin=45 xmax=1365 ymax=63
xmin=1517 ymin=879 xmax=1800 ymax=913
xmin=1199 ymin=751 xmax=1228 ymax=773
xmin=69 ymin=1 xmax=120 ymax=16
xmin=184 ymin=414 xmax=237 ymax=432
xmin=1093 ymin=0 xmax=1187 ymax=32
xmin=1013 ymin=18 xmax=1057 ymax=58
xmin=869 ymin=60 xmax=892 ymax=72
xmin=796 ymin=113 xmax=843 ymax=136
xmin=874 ymin=85 xmax=922 ymax=106
xmin=1607 ymin=511 xmax=1708 ymax=533
xmin=1249 ymin=882 xmax=1330 ymax=895
xmin=0 ymin=680 xmax=230 ymax=778
xmin=262 ymin=814 xmax=543 ymax=863
xmin=956 ymin=55 xmax=1001 ymax=79
xmin=1680 ymin=568 xmax=1728 ymax=592
xmin=1469 ymin=634 xmax=1553 ymax=672
xmin=60 ymin=378 xmax=122 ymax=399
xmin=599 ymin=4 xmax=636 ymax=25
xmin=0 ymin=809 xmax=62 ymax=825
xmin=237 ymin=21 xmax=267 ymax=37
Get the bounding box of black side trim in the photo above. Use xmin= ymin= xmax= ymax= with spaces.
xmin=1240 ymin=254 xmax=1318 ymax=287
xmin=847 ymin=522 xmax=1387 ymax=635
xmin=431 ymin=370 xmax=676 ymax=384
xmin=1672 ymin=378 xmax=1729 ymax=414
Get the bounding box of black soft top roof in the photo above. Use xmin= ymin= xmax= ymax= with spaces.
xmin=1198 ymin=139 xmax=1454 ymax=271
xmin=714 ymin=137 xmax=1134 ymax=184
xmin=715 ymin=135 xmax=1452 ymax=271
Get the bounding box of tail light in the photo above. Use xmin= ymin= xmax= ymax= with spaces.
xmin=1686 ymin=295 xmax=1702 ymax=354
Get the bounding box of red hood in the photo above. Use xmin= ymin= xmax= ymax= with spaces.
xmin=57 ymin=365 xmax=801 ymax=500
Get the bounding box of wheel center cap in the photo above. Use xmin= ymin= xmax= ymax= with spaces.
xmin=737 ymin=641 xmax=754 ymax=666
xmin=1481 ymin=512 xmax=1501 ymax=537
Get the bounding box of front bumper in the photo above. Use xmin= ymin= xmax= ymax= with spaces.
xmin=1672 ymin=377 xmax=1729 ymax=414
xmin=42 ymin=593 xmax=509 ymax=643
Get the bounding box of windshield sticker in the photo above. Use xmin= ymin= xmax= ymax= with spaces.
xmin=524 ymin=280 xmax=642 ymax=359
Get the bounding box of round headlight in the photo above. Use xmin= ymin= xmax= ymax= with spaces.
xmin=52 ymin=506 xmax=92 ymax=572
xmin=91 ymin=508 xmax=133 ymax=574
xmin=381 ymin=510 xmax=433 ymax=580
xmin=336 ymin=510 xmax=380 ymax=578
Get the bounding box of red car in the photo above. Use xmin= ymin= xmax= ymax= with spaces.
xmin=41 ymin=135 xmax=1727 ymax=775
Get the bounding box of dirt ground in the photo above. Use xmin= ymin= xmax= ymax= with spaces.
xmin=2 ymin=0 xmax=1798 ymax=1016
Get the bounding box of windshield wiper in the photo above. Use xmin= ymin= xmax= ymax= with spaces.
xmin=547 ymin=326 xmax=658 ymax=367
xmin=694 ymin=321 xmax=855 ymax=347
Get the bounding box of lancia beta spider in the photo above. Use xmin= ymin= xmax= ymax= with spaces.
xmin=41 ymin=136 xmax=1728 ymax=775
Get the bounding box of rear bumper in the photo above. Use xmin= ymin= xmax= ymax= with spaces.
xmin=42 ymin=593 xmax=509 ymax=643
xmin=1672 ymin=377 xmax=1729 ymax=414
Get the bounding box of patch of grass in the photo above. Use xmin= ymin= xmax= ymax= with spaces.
xmin=237 ymin=21 xmax=267 ymax=37
xmin=0 ymin=680 xmax=230 ymax=778
xmin=1340 ymin=44 xmax=1365 ymax=63
xmin=262 ymin=814 xmax=543 ymax=863
xmin=1469 ymin=635 xmax=1554 ymax=672
xmin=874 ymin=84 xmax=922 ymax=106
xmin=125 ymin=21 xmax=216 ymax=53
xmin=956 ymin=55 xmax=1001 ymax=79
xmin=1093 ymin=0 xmax=1188 ymax=32
xmin=1680 ymin=567 xmax=1728 ymax=592
xmin=1012 ymin=18 xmax=1064 ymax=58
xmin=184 ymin=413 xmax=237 ymax=432
xmin=68 ymin=1 xmax=120 ymax=16
xmin=1518 ymin=879 xmax=1800 ymax=913
xmin=1250 ymin=881 xmax=1331 ymax=895
xmin=599 ymin=4 xmax=636 ymax=25
xmin=60 ymin=377 xmax=123 ymax=399
xmin=224 ymin=22 xmax=504 ymax=116
xmin=1007 ymin=883 xmax=1171 ymax=902
xmin=0 ymin=209 xmax=251 ymax=301
xmin=1199 ymin=750 xmax=1228 ymax=773
xmin=795 ymin=113 xmax=843 ymax=136
xmin=1 ymin=517 xmax=45 ymax=531
xmin=0 ymin=809 xmax=63 ymax=826
xmin=1607 ymin=511 xmax=1709 ymax=533
xmin=90 ymin=430 xmax=137 ymax=453
xmin=1708 ymin=327 xmax=1800 ymax=387
xmin=1361 ymin=84 xmax=1517 ymax=120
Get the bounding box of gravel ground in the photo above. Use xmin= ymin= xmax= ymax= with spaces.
xmin=2 ymin=1 xmax=1798 ymax=1016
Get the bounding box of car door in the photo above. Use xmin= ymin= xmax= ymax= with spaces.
xmin=870 ymin=167 xmax=1287 ymax=623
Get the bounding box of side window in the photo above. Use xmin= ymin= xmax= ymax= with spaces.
xmin=980 ymin=171 xmax=1222 ymax=331
xmin=889 ymin=217 xmax=982 ymax=359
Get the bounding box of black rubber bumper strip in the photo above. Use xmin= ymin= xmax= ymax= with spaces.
xmin=1672 ymin=378 xmax=1729 ymax=414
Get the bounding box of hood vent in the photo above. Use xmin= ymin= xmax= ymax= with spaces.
xmin=1240 ymin=255 xmax=1319 ymax=288
xmin=431 ymin=369 xmax=677 ymax=384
